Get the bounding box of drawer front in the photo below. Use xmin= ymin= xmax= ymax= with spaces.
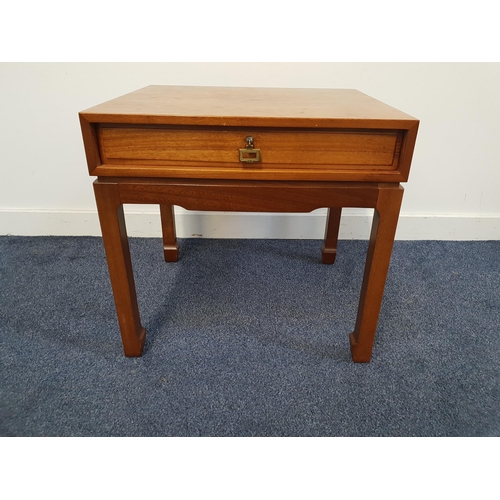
xmin=96 ymin=126 xmax=404 ymax=180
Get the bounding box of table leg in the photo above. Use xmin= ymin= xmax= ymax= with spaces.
xmin=321 ymin=208 xmax=342 ymax=264
xmin=350 ymin=185 xmax=404 ymax=362
xmin=160 ymin=204 xmax=179 ymax=262
xmin=94 ymin=181 xmax=146 ymax=356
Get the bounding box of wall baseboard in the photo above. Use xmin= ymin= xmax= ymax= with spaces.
xmin=0 ymin=208 xmax=499 ymax=240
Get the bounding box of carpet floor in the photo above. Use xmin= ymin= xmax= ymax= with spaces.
xmin=0 ymin=236 xmax=498 ymax=436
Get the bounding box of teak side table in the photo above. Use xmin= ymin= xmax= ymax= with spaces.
xmin=79 ymin=86 xmax=419 ymax=362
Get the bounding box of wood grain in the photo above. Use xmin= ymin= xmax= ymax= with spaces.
xmin=114 ymin=179 xmax=381 ymax=212
xmin=80 ymin=86 xmax=418 ymax=129
xmin=99 ymin=127 xmax=400 ymax=168
xmin=159 ymin=204 xmax=179 ymax=262
xmin=80 ymin=86 xmax=417 ymax=182
xmin=81 ymin=86 xmax=419 ymax=362
xmin=322 ymin=208 xmax=342 ymax=264
xmin=93 ymin=181 xmax=145 ymax=356
xmin=349 ymin=184 xmax=404 ymax=362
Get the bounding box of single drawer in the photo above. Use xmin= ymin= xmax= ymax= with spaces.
xmin=99 ymin=127 xmax=402 ymax=171
xmin=94 ymin=125 xmax=403 ymax=180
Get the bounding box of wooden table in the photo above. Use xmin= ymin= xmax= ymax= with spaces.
xmin=79 ymin=86 xmax=418 ymax=362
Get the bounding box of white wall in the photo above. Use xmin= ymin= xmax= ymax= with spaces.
xmin=1 ymin=63 xmax=499 ymax=239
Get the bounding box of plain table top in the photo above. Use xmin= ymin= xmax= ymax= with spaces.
xmin=80 ymin=85 xmax=418 ymax=129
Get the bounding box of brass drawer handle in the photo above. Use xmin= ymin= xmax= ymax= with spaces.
xmin=239 ymin=136 xmax=261 ymax=163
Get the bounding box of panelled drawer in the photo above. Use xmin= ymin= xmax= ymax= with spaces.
xmin=95 ymin=126 xmax=405 ymax=181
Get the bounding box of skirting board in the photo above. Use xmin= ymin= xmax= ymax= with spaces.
xmin=0 ymin=208 xmax=499 ymax=240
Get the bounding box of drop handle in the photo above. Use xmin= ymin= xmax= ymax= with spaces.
xmin=239 ymin=135 xmax=261 ymax=164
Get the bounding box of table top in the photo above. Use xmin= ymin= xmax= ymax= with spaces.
xmin=80 ymin=85 xmax=418 ymax=129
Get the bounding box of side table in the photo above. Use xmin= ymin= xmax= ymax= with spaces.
xmin=79 ymin=86 xmax=418 ymax=362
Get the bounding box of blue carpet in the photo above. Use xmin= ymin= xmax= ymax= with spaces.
xmin=0 ymin=236 xmax=498 ymax=436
